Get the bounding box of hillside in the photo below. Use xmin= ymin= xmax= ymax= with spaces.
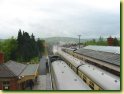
xmin=42 ymin=37 xmax=89 ymax=45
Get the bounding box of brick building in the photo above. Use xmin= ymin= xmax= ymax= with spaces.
xmin=107 ymin=36 xmax=114 ymax=46
xmin=0 ymin=60 xmax=39 ymax=90
xmin=0 ymin=52 xmax=4 ymax=64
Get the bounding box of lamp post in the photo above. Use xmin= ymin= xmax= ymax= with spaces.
xmin=78 ymin=35 xmax=81 ymax=49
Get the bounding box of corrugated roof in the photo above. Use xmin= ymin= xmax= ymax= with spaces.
xmin=84 ymin=45 xmax=120 ymax=54
xmin=75 ymin=48 xmax=120 ymax=66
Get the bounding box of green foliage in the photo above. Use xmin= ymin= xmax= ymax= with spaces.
xmin=113 ymin=38 xmax=119 ymax=46
xmin=83 ymin=37 xmax=108 ymax=46
xmin=30 ymin=57 xmax=40 ymax=64
xmin=118 ymin=40 xmax=120 ymax=46
xmin=82 ymin=36 xmax=120 ymax=46
xmin=0 ymin=37 xmax=18 ymax=61
xmin=37 ymin=39 xmax=45 ymax=56
xmin=0 ymin=29 xmax=45 ymax=63
xmin=16 ymin=29 xmax=45 ymax=62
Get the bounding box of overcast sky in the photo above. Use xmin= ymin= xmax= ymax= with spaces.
xmin=0 ymin=0 xmax=120 ymax=39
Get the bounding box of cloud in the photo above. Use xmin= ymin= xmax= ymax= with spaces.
xmin=0 ymin=0 xmax=120 ymax=39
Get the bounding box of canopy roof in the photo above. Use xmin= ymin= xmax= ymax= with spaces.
xmin=0 ymin=60 xmax=39 ymax=78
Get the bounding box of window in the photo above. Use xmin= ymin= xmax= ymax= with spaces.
xmin=78 ymin=71 xmax=81 ymax=76
xmin=3 ymin=81 xmax=10 ymax=90
xmin=73 ymin=67 xmax=76 ymax=72
xmin=71 ymin=66 xmax=73 ymax=70
xmin=89 ymin=81 xmax=94 ymax=90
xmin=83 ymin=75 xmax=87 ymax=83
xmin=74 ymin=68 xmax=77 ymax=72
xmin=73 ymin=66 xmax=75 ymax=71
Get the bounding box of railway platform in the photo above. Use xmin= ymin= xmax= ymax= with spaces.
xmin=33 ymin=74 xmax=52 ymax=90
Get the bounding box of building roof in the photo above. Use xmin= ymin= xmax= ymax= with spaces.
xmin=0 ymin=60 xmax=39 ymax=78
xmin=84 ymin=45 xmax=120 ymax=54
xmin=4 ymin=60 xmax=26 ymax=76
xmin=52 ymin=60 xmax=91 ymax=90
xmin=79 ymin=63 xmax=120 ymax=90
xmin=0 ymin=64 xmax=16 ymax=77
xmin=75 ymin=47 xmax=120 ymax=66
xmin=20 ymin=64 xmax=39 ymax=76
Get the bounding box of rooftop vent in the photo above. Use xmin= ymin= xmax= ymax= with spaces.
xmin=115 ymin=80 xmax=118 ymax=83
xmin=101 ymin=73 xmax=104 ymax=75
xmin=74 ymin=79 xmax=77 ymax=81
xmin=62 ymin=71 xmax=64 ymax=73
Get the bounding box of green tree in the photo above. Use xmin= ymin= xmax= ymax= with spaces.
xmin=83 ymin=36 xmax=108 ymax=46
xmin=113 ymin=37 xmax=119 ymax=46
xmin=36 ymin=39 xmax=45 ymax=57
xmin=0 ymin=37 xmax=17 ymax=61
xmin=1 ymin=29 xmax=46 ymax=63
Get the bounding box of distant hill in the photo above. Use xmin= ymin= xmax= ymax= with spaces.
xmin=42 ymin=37 xmax=120 ymax=45
xmin=42 ymin=37 xmax=89 ymax=45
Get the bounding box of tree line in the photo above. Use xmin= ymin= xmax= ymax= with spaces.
xmin=62 ymin=36 xmax=120 ymax=48
xmin=0 ymin=29 xmax=45 ymax=63
xmin=82 ymin=36 xmax=120 ymax=46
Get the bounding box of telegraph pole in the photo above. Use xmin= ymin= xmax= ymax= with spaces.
xmin=78 ymin=35 xmax=81 ymax=49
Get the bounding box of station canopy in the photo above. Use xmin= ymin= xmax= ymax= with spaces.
xmin=75 ymin=45 xmax=120 ymax=66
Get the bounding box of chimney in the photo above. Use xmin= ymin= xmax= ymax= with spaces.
xmin=0 ymin=52 xmax=4 ymax=64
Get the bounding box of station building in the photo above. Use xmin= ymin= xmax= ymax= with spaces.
xmin=0 ymin=60 xmax=39 ymax=90
xmin=0 ymin=52 xmax=4 ymax=64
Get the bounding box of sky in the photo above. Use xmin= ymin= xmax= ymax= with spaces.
xmin=0 ymin=0 xmax=120 ymax=39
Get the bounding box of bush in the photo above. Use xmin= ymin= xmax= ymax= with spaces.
xmin=30 ymin=57 xmax=40 ymax=64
